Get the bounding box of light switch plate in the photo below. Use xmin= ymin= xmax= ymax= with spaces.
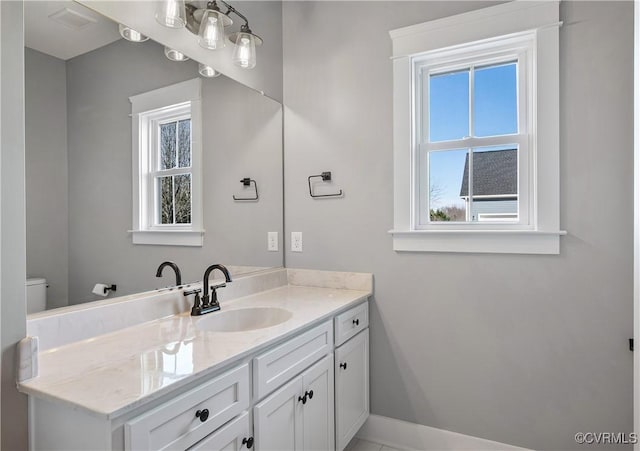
xmin=291 ymin=232 xmax=303 ymax=252
xmin=268 ymin=232 xmax=278 ymax=251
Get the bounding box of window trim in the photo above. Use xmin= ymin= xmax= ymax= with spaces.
xmin=389 ymin=1 xmax=565 ymax=254
xmin=129 ymin=79 xmax=204 ymax=246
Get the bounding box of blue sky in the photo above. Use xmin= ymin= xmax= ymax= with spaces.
xmin=427 ymin=63 xmax=517 ymax=208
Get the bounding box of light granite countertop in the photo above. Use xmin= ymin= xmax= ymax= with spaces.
xmin=18 ymin=284 xmax=370 ymax=419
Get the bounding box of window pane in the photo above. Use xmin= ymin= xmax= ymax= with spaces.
xmin=429 ymin=149 xmax=468 ymax=222
xmin=174 ymin=174 xmax=191 ymax=224
xmin=178 ymin=119 xmax=191 ymax=168
xmin=158 ymin=176 xmax=174 ymax=224
xmin=428 ymin=70 xmax=469 ymax=142
xmin=470 ymin=146 xmax=518 ymax=222
xmin=473 ymin=63 xmax=517 ymax=137
xmin=160 ymin=122 xmax=177 ymax=170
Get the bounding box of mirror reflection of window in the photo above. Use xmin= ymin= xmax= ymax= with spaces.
xmin=24 ymin=1 xmax=284 ymax=312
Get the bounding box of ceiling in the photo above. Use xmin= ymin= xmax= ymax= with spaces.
xmin=25 ymin=0 xmax=121 ymax=61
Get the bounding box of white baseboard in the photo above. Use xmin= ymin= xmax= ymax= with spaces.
xmin=356 ymin=414 xmax=532 ymax=451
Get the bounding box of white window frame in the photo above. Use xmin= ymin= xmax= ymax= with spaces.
xmin=389 ymin=1 xmax=566 ymax=254
xmin=129 ymin=79 xmax=204 ymax=246
xmin=416 ymin=39 xmax=531 ymax=229
xmin=146 ymin=105 xmax=193 ymax=228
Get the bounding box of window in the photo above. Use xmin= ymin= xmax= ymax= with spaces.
xmin=390 ymin=1 xmax=565 ymax=254
xmin=154 ymin=109 xmax=192 ymax=226
xmin=418 ymin=42 xmax=530 ymax=228
xmin=130 ymin=79 xmax=203 ymax=246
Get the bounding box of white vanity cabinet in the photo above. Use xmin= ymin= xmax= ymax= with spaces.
xmin=333 ymin=303 xmax=370 ymax=451
xmin=27 ymin=300 xmax=370 ymax=451
xmin=254 ymin=354 xmax=334 ymax=451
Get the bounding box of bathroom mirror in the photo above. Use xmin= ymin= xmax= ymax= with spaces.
xmin=24 ymin=1 xmax=283 ymax=312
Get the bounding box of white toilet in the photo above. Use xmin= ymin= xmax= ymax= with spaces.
xmin=26 ymin=278 xmax=47 ymax=314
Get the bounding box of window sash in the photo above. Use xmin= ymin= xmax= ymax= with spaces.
xmin=417 ymin=142 xmax=530 ymax=230
xmin=154 ymin=174 xmax=193 ymax=226
xmin=151 ymin=115 xmax=193 ymax=227
xmin=141 ymin=104 xmax=194 ymax=231
xmin=155 ymin=115 xmax=192 ymax=172
xmin=413 ymin=41 xmax=533 ymax=230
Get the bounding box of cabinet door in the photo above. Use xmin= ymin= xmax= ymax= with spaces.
xmin=301 ymin=354 xmax=335 ymax=451
xmin=188 ymin=412 xmax=252 ymax=451
xmin=254 ymin=376 xmax=304 ymax=451
xmin=335 ymin=329 xmax=369 ymax=451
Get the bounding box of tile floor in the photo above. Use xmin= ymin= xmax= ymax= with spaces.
xmin=345 ymin=437 xmax=403 ymax=451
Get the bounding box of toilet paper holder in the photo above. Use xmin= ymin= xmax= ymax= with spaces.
xmin=92 ymin=283 xmax=117 ymax=296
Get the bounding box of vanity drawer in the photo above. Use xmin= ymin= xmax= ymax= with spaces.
xmin=187 ymin=411 xmax=252 ymax=451
xmin=334 ymin=301 xmax=368 ymax=346
xmin=253 ymin=321 xmax=333 ymax=401
xmin=125 ymin=363 xmax=250 ymax=451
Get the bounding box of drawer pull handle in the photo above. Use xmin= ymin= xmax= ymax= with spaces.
xmin=353 ymin=318 xmax=360 ymax=326
xmin=298 ymin=394 xmax=307 ymax=404
xmin=195 ymin=409 xmax=209 ymax=422
xmin=340 ymin=362 xmax=348 ymax=370
xmin=242 ymin=437 xmax=254 ymax=449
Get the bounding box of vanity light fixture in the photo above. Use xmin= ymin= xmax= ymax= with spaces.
xmin=118 ymin=24 xmax=149 ymax=42
xmin=155 ymin=0 xmax=263 ymax=69
xmin=164 ymin=46 xmax=190 ymax=62
xmin=155 ymin=0 xmax=187 ymax=29
xmin=197 ymin=2 xmax=231 ymax=50
xmin=229 ymin=25 xmax=260 ymax=69
xmin=198 ymin=63 xmax=221 ymax=78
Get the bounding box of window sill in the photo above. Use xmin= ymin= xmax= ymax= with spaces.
xmin=130 ymin=230 xmax=204 ymax=247
xmin=388 ymin=229 xmax=567 ymax=254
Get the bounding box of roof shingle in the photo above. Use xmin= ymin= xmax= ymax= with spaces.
xmin=459 ymin=149 xmax=517 ymax=197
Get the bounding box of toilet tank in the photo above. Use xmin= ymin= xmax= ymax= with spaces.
xmin=26 ymin=278 xmax=47 ymax=314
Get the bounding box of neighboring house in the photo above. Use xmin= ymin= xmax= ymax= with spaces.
xmin=459 ymin=148 xmax=518 ymax=221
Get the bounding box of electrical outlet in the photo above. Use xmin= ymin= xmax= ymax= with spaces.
xmin=268 ymin=232 xmax=278 ymax=251
xmin=291 ymin=232 xmax=303 ymax=252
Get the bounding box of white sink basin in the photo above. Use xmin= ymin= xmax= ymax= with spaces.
xmin=196 ymin=307 xmax=293 ymax=332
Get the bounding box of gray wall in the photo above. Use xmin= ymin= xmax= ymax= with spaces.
xmin=66 ymin=39 xmax=282 ymax=304
xmin=25 ymin=48 xmax=69 ymax=310
xmin=282 ymin=2 xmax=633 ymax=450
xmin=1 ymin=0 xmax=28 ymax=449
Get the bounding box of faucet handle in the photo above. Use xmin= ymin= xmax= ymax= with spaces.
xmin=183 ymin=288 xmax=202 ymax=297
xmin=210 ymin=282 xmax=227 ymax=291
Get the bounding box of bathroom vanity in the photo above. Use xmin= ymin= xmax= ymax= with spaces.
xmin=19 ymin=269 xmax=371 ymax=450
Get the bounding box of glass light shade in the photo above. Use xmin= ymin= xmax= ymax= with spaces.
xmin=155 ymin=0 xmax=186 ymax=29
xmin=198 ymin=9 xmax=226 ymax=50
xmin=198 ymin=63 xmax=221 ymax=78
xmin=164 ymin=47 xmax=189 ymax=62
xmin=232 ymin=33 xmax=256 ymax=69
xmin=118 ymin=24 xmax=149 ymax=42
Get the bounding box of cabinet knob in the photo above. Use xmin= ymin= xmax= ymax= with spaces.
xmin=195 ymin=409 xmax=209 ymax=422
xmin=306 ymin=389 xmax=314 ymax=400
xmin=353 ymin=318 xmax=360 ymax=326
xmin=298 ymin=394 xmax=307 ymax=404
xmin=340 ymin=362 xmax=348 ymax=370
xmin=242 ymin=437 xmax=254 ymax=449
